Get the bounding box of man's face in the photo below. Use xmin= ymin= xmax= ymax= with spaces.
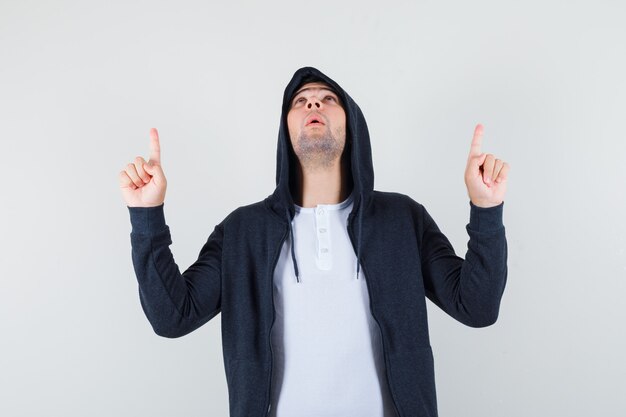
xmin=287 ymin=81 xmax=347 ymax=169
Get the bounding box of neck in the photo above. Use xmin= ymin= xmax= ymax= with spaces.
xmin=293 ymin=159 xmax=351 ymax=208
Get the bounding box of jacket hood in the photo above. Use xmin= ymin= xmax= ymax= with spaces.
xmin=267 ymin=66 xmax=375 ymax=283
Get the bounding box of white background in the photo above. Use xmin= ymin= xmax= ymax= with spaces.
xmin=1 ymin=0 xmax=624 ymax=416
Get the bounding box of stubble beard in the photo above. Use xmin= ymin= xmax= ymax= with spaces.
xmin=293 ymin=125 xmax=346 ymax=171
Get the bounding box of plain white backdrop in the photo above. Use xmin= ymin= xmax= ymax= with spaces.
xmin=1 ymin=0 xmax=624 ymax=416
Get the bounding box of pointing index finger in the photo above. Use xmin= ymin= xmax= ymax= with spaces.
xmin=469 ymin=123 xmax=484 ymax=158
xmin=149 ymin=127 xmax=161 ymax=164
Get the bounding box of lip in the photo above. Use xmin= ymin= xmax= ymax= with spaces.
xmin=305 ymin=114 xmax=326 ymax=126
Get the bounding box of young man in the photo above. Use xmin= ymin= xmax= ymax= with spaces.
xmin=120 ymin=66 xmax=510 ymax=417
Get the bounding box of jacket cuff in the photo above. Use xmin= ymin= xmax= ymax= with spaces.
xmin=127 ymin=203 xmax=167 ymax=235
xmin=468 ymin=200 xmax=504 ymax=232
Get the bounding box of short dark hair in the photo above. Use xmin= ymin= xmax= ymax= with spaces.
xmin=297 ymin=74 xmax=327 ymax=89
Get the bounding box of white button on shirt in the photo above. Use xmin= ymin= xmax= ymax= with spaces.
xmin=268 ymin=191 xmax=397 ymax=417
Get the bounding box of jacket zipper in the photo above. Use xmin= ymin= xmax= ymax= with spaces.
xmin=264 ymin=226 xmax=289 ymax=417
xmin=347 ymin=214 xmax=403 ymax=417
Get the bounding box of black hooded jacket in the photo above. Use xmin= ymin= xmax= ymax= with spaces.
xmin=127 ymin=66 xmax=508 ymax=417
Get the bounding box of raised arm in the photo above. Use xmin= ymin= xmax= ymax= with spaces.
xmin=119 ymin=128 xmax=223 ymax=337
xmin=420 ymin=124 xmax=510 ymax=327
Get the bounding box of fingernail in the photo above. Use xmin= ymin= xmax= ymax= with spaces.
xmin=485 ymin=177 xmax=491 ymax=184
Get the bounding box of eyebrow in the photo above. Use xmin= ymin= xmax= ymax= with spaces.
xmin=291 ymin=87 xmax=339 ymax=104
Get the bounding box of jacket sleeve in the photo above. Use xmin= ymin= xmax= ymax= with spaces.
xmin=419 ymin=200 xmax=507 ymax=328
xmin=127 ymin=203 xmax=223 ymax=338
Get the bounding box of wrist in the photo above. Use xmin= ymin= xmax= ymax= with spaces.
xmin=128 ymin=202 xmax=167 ymax=235
xmin=468 ymin=200 xmax=504 ymax=232
xmin=470 ymin=198 xmax=503 ymax=209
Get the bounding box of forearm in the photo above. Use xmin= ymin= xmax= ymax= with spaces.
xmin=421 ymin=201 xmax=508 ymax=327
xmin=459 ymin=201 xmax=508 ymax=326
xmin=128 ymin=204 xmax=221 ymax=337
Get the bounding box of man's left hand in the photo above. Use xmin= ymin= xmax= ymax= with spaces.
xmin=464 ymin=124 xmax=510 ymax=208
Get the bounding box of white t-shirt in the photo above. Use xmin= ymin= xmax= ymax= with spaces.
xmin=269 ymin=190 xmax=397 ymax=417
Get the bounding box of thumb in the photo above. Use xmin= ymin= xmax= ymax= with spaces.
xmin=143 ymin=162 xmax=164 ymax=182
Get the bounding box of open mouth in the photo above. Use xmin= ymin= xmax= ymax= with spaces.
xmin=305 ymin=115 xmax=325 ymax=126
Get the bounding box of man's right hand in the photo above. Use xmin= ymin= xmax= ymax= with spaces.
xmin=119 ymin=128 xmax=167 ymax=208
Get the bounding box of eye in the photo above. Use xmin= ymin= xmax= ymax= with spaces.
xmin=325 ymin=96 xmax=336 ymax=102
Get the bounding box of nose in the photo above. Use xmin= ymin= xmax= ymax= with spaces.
xmin=306 ymin=97 xmax=322 ymax=109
